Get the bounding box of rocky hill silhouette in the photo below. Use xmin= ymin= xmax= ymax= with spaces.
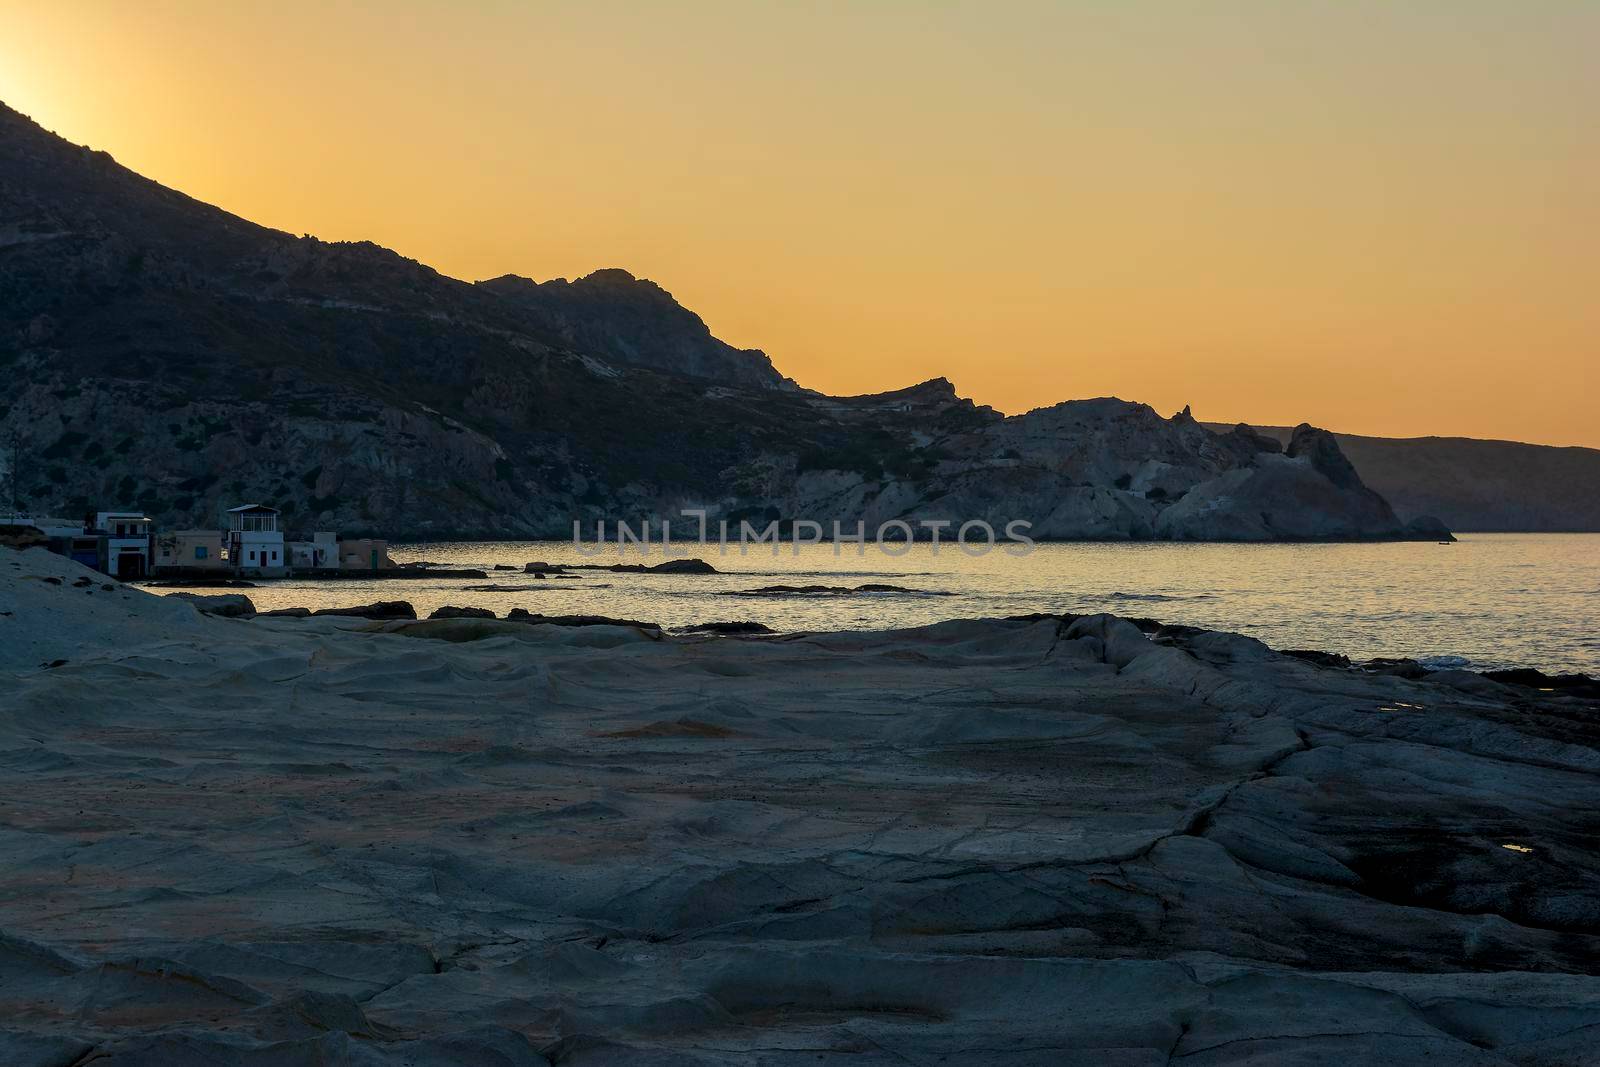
xmin=0 ymin=102 xmax=1441 ymax=541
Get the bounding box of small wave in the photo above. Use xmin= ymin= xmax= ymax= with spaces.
xmin=1101 ymin=591 xmax=1216 ymax=603
xmin=1419 ymin=655 xmax=1472 ymax=670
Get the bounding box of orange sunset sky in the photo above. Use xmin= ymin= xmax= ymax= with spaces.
xmin=2 ymin=1 xmax=1596 ymax=447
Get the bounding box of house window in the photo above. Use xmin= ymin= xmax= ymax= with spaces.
xmin=195 ymin=546 xmax=208 ymax=560
xmin=249 ymin=551 xmax=256 ymax=562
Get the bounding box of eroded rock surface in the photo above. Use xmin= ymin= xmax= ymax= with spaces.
xmin=2 ymin=548 xmax=1597 ymax=1063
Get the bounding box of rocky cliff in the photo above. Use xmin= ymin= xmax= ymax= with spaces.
xmin=1206 ymin=424 xmax=1600 ymax=532
xmin=476 ymin=270 xmax=793 ymax=391
xmin=0 ymin=101 xmax=1442 ymax=541
xmin=758 ymin=397 xmax=1445 ymax=541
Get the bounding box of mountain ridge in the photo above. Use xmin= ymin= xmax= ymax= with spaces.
xmin=475 ymin=268 xmax=792 ymax=390
xmin=2 ymin=100 xmax=1445 ymax=542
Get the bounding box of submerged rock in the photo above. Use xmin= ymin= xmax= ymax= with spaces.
xmin=676 ymin=620 xmax=777 ymax=635
xmin=504 ymin=608 xmax=660 ymax=629
xmin=647 ymin=557 xmax=719 ymax=574
xmin=428 ymin=605 xmax=497 ymax=620
xmin=602 ymin=557 xmax=719 ymax=574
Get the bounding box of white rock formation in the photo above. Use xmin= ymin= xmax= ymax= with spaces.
xmin=766 ymin=399 xmax=1447 ymax=541
xmin=1 ymin=547 xmax=1593 ymax=1063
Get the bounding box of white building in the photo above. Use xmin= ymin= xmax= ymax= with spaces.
xmin=96 ymin=511 xmax=153 ymax=579
xmin=226 ymin=504 xmax=286 ymax=576
xmin=287 ymin=531 xmax=339 ymax=570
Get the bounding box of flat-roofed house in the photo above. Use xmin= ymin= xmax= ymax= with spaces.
xmin=96 ymin=511 xmax=153 ymax=579
xmin=155 ymin=530 xmax=225 ymax=573
xmin=226 ymin=504 xmax=286 ymax=576
xmin=338 ymin=537 xmax=394 ymax=571
xmin=287 ymin=531 xmax=339 ymax=571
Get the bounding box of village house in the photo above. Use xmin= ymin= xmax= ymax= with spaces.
xmin=225 ymin=504 xmax=286 ymax=576
xmin=9 ymin=512 xmax=152 ymax=577
xmin=338 ymin=537 xmax=394 ymax=570
xmin=286 ymin=531 xmax=340 ymax=570
xmin=154 ymin=530 xmax=226 ymax=573
xmin=95 ymin=511 xmax=154 ymax=579
xmin=19 ymin=501 xmax=396 ymax=580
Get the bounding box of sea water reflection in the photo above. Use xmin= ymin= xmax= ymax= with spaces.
xmin=146 ymin=533 xmax=1600 ymax=674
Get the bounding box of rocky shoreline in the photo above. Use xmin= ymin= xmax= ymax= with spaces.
xmin=3 ymin=544 xmax=1600 ymax=1064
xmin=162 ymin=589 xmax=1599 ymax=698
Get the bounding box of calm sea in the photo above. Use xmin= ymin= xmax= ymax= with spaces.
xmin=147 ymin=533 xmax=1600 ymax=675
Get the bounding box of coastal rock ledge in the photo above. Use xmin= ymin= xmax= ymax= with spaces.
xmin=3 ymin=546 xmax=1597 ymax=1064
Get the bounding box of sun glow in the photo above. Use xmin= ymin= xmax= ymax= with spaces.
xmin=2 ymin=0 xmax=1596 ymax=445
